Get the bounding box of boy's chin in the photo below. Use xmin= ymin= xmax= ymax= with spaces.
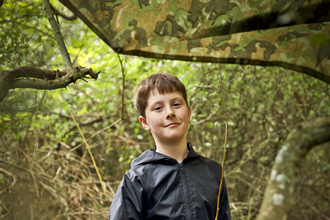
xmin=160 ymin=135 xmax=186 ymax=144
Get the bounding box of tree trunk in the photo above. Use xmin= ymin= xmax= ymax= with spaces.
xmin=256 ymin=117 xmax=330 ymax=220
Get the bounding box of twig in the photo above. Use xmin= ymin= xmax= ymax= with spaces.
xmin=69 ymin=118 xmax=121 ymax=152
xmin=191 ymin=104 xmax=220 ymax=125
xmin=0 ymin=168 xmax=17 ymax=195
xmin=215 ymin=64 xmax=229 ymax=220
xmin=52 ymin=210 xmax=106 ymax=219
xmin=46 ymin=134 xmax=71 ymax=149
xmin=299 ymin=197 xmax=330 ymax=220
xmin=17 ymin=148 xmax=45 ymax=173
xmin=28 ymin=158 xmax=40 ymax=198
xmin=117 ymin=54 xmax=126 ymax=121
xmin=50 ymin=3 xmax=76 ymax=21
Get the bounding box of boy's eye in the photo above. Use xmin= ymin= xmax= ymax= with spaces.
xmin=154 ymin=107 xmax=162 ymax=111
xmin=173 ymin=103 xmax=181 ymax=107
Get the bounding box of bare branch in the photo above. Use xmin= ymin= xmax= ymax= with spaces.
xmin=50 ymin=4 xmax=76 ymax=21
xmin=299 ymin=197 xmax=330 ymax=220
xmin=0 ymin=1 xmax=101 ymax=102
xmin=256 ymin=117 xmax=330 ymax=220
xmin=0 ymin=167 xmax=17 ymax=195
xmin=42 ymin=0 xmax=73 ymax=73
xmin=2 ymin=66 xmax=65 ymax=80
xmin=0 ymin=66 xmax=100 ymax=102
xmin=117 ymin=54 xmax=125 ymax=121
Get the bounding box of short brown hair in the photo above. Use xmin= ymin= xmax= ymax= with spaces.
xmin=134 ymin=73 xmax=188 ymax=118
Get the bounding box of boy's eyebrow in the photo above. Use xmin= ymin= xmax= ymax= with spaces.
xmin=148 ymin=96 xmax=183 ymax=108
xmin=149 ymin=100 xmax=163 ymax=106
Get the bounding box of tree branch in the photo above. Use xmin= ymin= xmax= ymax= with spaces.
xmin=42 ymin=0 xmax=73 ymax=73
xmin=256 ymin=117 xmax=330 ymax=220
xmin=0 ymin=1 xmax=101 ymax=102
xmin=0 ymin=167 xmax=17 ymax=195
xmin=0 ymin=66 xmax=100 ymax=102
xmin=2 ymin=66 xmax=66 ymax=79
xmin=50 ymin=3 xmax=76 ymax=21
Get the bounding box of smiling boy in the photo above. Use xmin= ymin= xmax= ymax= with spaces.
xmin=109 ymin=73 xmax=231 ymax=220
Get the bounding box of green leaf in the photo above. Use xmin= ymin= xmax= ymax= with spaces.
xmin=322 ymin=164 xmax=330 ymax=172
xmin=77 ymin=105 xmax=88 ymax=116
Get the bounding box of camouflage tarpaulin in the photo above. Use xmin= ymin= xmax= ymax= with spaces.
xmin=61 ymin=0 xmax=330 ymax=83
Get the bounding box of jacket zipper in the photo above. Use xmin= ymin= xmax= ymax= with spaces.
xmin=180 ymin=163 xmax=193 ymax=220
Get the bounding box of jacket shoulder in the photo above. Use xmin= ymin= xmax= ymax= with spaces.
xmin=125 ymin=151 xmax=156 ymax=181
xmin=197 ymin=156 xmax=222 ymax=182
xmin=126 ymin=160 xmax=153 ymax=180
xmin=198 ymin=156 xmax=222 ymax=168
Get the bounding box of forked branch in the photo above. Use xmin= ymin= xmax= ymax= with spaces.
xmin=0 ymin=66 xmax=99 ymax=102
xmin=0 ymin=0 xmax=100 ymax=102
xmin=50 ymin=3 xmax=76 ymax=21
xmin=43 ymin=0 xmax=72 ymax=72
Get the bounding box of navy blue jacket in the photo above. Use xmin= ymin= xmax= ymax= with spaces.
xmin=109 ymin=143 xmax=231 ymax=220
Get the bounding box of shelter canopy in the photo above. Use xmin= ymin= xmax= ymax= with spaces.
xmin=62 ymin=0 xmax=330 ymax=83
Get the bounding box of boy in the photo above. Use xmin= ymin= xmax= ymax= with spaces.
xmin=109 ymin=73 xmax=231 ymax=220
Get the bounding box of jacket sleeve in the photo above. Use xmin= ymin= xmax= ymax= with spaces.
xmin=217 ymin=177 xmax=231 ymax=220
xmin=109 ymin=172 xmax=144 ymax=220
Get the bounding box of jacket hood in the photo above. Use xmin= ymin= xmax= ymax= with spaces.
xmin=131 ymin=142 xmax=200 ymax=168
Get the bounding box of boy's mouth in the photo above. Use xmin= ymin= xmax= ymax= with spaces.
xmin=165 ymin=122 xmax=179 ymax=128
xmin=165 ymin=123 xmax=180 ymax=127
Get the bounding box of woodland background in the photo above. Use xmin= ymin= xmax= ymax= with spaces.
xmin=1 ymin=1 xmax=330 ymax=219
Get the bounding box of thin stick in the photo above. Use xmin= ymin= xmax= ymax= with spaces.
xmin=117 ymin=54 xmax=125 ymax=121
xmin=299 ymin=197 xmax=330 ymax=220
xmin=0 ymin=168 xmax=17 ymax=195
xmin=215 ymin=64 xmax=229 ymax=220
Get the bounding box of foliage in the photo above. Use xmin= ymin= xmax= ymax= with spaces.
xmin=1 ymin=0 xmax=330 ymax=219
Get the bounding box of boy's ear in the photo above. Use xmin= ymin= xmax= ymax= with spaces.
xmin=139 ymin=116 xmax=151 ymax=131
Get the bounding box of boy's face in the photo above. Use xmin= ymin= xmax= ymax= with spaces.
xmin=139 ymin=90 xmax=191 ymax=145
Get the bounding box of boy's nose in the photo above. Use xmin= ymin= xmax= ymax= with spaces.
xmin=166 ymin=113 xmax=175 ymax=119
xmin=166 ymin=110 xmax=175 ymax=119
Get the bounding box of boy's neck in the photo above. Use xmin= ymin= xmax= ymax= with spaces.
xmin=155 ymin=138 xmax=188 ymax=163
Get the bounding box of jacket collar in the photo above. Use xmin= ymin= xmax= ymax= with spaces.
xmin=186 ymin=142 xmax=200 ymax=159
xmin=131 ymin=142 xmax=200 ymax=167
